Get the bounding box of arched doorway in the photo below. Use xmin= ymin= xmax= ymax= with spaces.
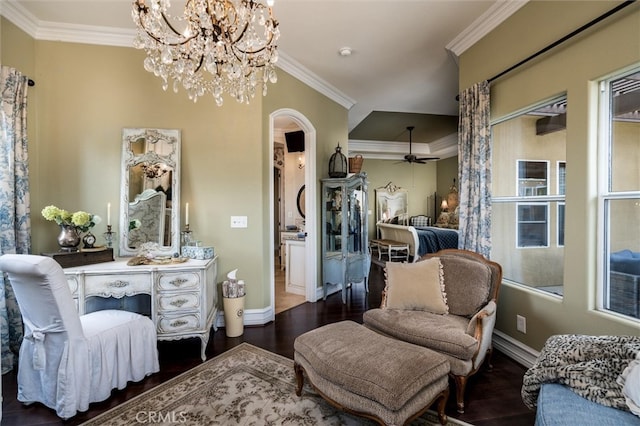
xmin=269 ymin=109 xmax=318 ymax=320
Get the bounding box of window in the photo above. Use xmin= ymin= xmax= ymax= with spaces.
xmin=599 ymin=67 xmax=640 ymax=319
xmin=516 ymin=160 xmax=549 ymax=247
xmin=518 ymin=160 xmax=548 ymax=196
xmin=557 ymin=162 xmax=566 ymax=247
xmin=517 ymin=203 xmax=548 ymax=247
xmin=491 ymin=96 xmax=567 ymax=294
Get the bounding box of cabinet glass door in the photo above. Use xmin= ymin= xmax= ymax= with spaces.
xmin=323 ymin=185 xmax=343 ymax=254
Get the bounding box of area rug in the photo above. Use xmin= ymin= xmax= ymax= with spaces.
xmin=81 ymin=343 xmax=472 ymax=426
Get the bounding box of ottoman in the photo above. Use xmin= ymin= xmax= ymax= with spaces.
xmin=294 ymin=321 xmax=450 ymax=425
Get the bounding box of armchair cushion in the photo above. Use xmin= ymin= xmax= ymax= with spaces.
xmin=439 ymin=255 xmax=492 ymax=317
xmin=384 ymin=257 xmax=448 ymax=314
xmin=363 ymin=308 xmax=477 ymax=360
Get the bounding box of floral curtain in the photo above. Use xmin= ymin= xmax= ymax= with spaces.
xmin=457 ymin=80 xmax=491 ymax=257
xmin=0 ymin=66 xmax=31 ymax=373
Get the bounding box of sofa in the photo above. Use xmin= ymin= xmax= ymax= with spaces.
xmin=523 ymin=334 xmax=640 ymax=426
xmin=610 ymin=250 xmax=640 ymax=318
xmin=536 ymin=383 xmax=640 ymax=425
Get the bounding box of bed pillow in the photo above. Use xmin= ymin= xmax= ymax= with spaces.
xmin=383 ymin=257 xmax=448 ymax=314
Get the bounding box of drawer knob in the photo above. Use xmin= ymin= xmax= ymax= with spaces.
xmin=108 ymin=280 xmax=130 ymax=288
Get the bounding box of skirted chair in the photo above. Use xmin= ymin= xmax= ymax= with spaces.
xmin=0 ymin=254 xmax=160 ymax=419
xmin=363 ymin=249 xmax=502 ymax=413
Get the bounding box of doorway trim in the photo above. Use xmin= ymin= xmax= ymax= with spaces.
xmin=269 ymin=109 xmax=318 ymax=321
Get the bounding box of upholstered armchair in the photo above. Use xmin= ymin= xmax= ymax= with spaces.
xmin=0 ymin=254 xmax=160 ymax=419
xmin=363 ymin=249 xmax=502 ymax=413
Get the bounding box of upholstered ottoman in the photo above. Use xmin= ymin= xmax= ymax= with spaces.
xmin=294 ymin=321 xmax=450 ymax=425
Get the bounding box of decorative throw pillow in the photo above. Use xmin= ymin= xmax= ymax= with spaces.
xmin=619 ymin=356 xmax=640 ymax=416
xmin=435 ymin=212 xmax=449 ymax=228
xmin=383 ymin=257 xmax=448 ymax=314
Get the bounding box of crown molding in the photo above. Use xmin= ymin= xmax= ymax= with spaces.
xmin=2 ymin=0 xmax=38 ymax=37
xmin=2 ymin=1 xmax=135 ymax=47
xmin=349 ymin=132 xmax=458 ymax=161
xmin=446 ymin=0 xmax=529 ymax=59
xmin=1 ymin=1 xmax=355 ymax=110
xmin=277 ymin=51 xmax=356 ymax=110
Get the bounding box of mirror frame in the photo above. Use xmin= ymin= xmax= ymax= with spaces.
xmin=375 ymin=182 xmax=409 ymax=226
xmin=296 ymin=185 xmax=305 ymax=218
xmin=119 ymin=128 xmax=181 ymax=257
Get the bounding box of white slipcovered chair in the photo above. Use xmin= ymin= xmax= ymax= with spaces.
xmin=0 ymin=254 xmax=160 ymax=419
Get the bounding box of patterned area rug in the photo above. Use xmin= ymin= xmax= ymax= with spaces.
xmin=81 ymin=343 xmax=472 ymax=426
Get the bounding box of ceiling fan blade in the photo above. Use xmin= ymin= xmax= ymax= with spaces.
xmin=415 ymin=156 xmax=440 ymax=161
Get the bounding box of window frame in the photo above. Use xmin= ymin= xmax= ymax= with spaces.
xmin=596 ymin=65 xmax=640 ymax=318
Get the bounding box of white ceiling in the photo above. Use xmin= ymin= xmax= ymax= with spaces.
xmin=2 ymin=0 xmax=528 ymax=158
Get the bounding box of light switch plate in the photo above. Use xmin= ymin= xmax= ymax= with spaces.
xmin=230 ymin=216 xmax=248 ymax=228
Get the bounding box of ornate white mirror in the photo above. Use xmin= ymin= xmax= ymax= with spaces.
xmin=119 ymin=128 xmax=181 ymax=256
xmin=375 ymin=182 xmax=409 ymax=225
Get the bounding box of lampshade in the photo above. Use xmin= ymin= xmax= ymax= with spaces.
xmin=328 ymin=144 xmax=348 ymax=178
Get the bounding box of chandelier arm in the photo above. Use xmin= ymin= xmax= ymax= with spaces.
xmin=160 ymin=12 xmax=186 ymax=38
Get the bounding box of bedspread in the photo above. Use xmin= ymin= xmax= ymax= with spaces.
xmin=415 ymin=227 xmax=458 ymax=256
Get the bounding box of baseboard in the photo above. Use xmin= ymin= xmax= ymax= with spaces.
xmin=215 ymin=305 xmax=274 ymax=329
xmin=492 ymin=329 xmax=539 ymax=368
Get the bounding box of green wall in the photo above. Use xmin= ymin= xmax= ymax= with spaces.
xmin=459 ymin=1 xmax=640 ymax=349
xmin=1 ymin=18 xmax=348 ymax=312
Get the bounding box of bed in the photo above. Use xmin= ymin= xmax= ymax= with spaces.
xmin=376 ymin=223 xmax=459 ymax=262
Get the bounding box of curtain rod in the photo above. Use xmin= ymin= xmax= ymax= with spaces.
xmin=487 ymin=0 xmax=636 ymax=84
xmin=28 ymin=79 xmax=35 ymax=87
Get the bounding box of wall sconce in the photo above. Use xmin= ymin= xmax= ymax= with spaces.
xmin=298 ymin=154 xmax=305 ymax=169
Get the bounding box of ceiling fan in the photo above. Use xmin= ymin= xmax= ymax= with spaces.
xmin=402 ymin=126 xmax=439 ymax=164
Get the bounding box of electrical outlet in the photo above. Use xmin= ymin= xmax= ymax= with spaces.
xmin=230 ymin=216 xmax=248 ymax=228
xmin=516 ymin=315 xmax=527 ymax=334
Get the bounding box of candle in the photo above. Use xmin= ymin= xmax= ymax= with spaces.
xmin=185 ymin=202 xmax=190 ymax=225
xmin=107 ymin=202 xmax=111 ymax=226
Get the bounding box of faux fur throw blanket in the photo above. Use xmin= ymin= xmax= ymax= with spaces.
xmin=521 ymin=334 xmax=640 ymax=411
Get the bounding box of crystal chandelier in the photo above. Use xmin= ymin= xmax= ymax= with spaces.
xmin=132 ymin=0 xmax=280 ymax=105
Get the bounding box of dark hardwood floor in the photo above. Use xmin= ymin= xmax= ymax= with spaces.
xmin=1 ymin=262 xmax=536 ymax=425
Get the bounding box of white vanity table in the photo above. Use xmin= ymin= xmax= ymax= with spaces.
xmin=285 ymin=239 xmax=306 ymax=295
xmin=64 ymin=256 xmax=217 ymax=361
xmin=280 ymin=230 xmax=303 ymax=270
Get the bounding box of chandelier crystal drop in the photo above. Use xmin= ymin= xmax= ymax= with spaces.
xmin=132 ymin=0 xmax=280 ymax=105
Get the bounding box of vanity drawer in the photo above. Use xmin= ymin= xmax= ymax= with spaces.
xmin=157 ymin=312 xmax=201 ymax=333
xmin=157 ymin=272 xmax=200 ymax=291
xmin=84 ymin=274 xmax=150 ymax=298
xmin=157 ymin=292 xmax=200 ymax=311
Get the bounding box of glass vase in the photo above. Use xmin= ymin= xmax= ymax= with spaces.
xmin=57 ymin=224 xmax=81 ymax=252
